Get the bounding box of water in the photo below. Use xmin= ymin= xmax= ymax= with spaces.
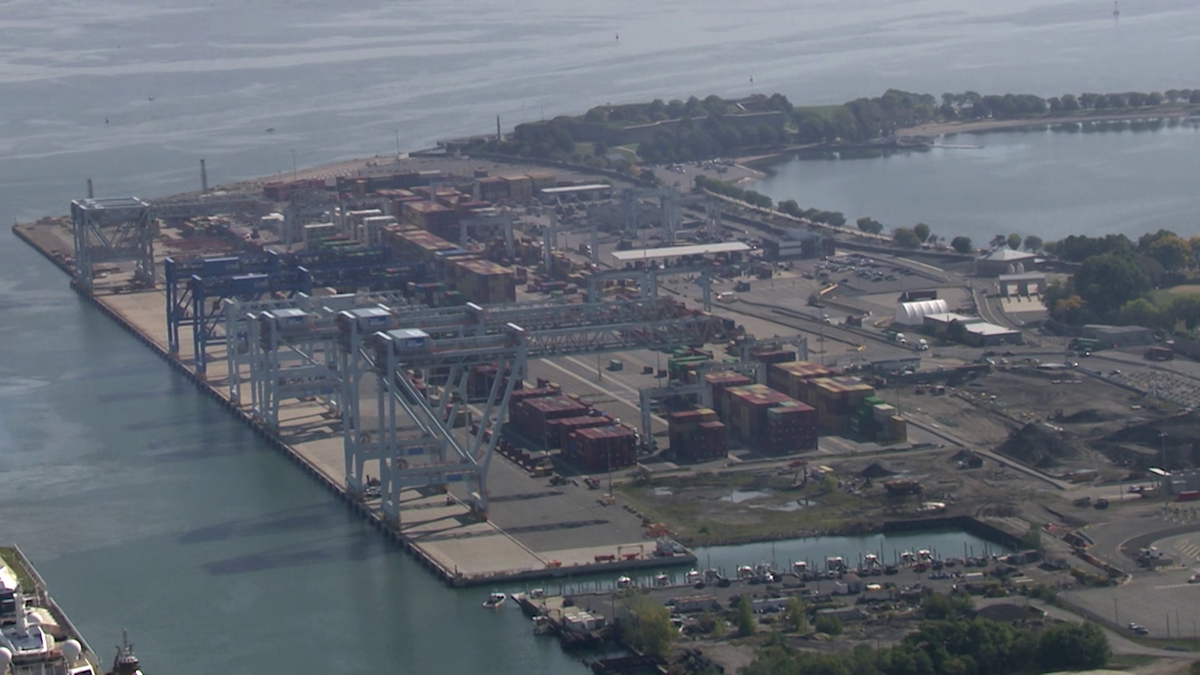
xmin=752 ymin=118 xmax=1200 ymax=245
xmin=1 ymin=0 xmax=1196 ymax=671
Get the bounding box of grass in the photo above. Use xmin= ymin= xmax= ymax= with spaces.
xmin=1126 ymin=635 xmax=1200 ymax=652
xmin=793 ymin=104 xmax=843 ymax=122
xmin=616 ymin=473 xmax=885 ymax=546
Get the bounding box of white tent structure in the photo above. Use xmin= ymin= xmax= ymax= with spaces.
xmin=894 ymin=299 xmax=949 ymax=326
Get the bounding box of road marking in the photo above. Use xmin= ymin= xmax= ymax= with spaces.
xmin=1153 ymin=582 xmax=1200 ymax=590
xmin=538 ymin=359 xmax=666 ymax=427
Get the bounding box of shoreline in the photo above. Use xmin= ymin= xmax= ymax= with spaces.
xmin=733 ymin=107 xmax=1199 ymax=168
xmin=897 ymin=107 xmax=1199 ymax=138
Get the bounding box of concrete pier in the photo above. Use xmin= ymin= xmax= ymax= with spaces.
xmin=12 ymin=221 xmax=694 ymax=586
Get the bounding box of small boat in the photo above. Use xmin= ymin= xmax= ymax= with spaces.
xmin=615 ymin=576 xmax=633 ymax=589
xmin=685 ymin=569 xmax=702 ymax=584
xmin=532 ymin=616 xmax=554 ymax=635
xmin=265 ymin=127 xmax=275 ymax=133
xmin=482 ymin=592 xmax=506 ymax=609
xmin=653 ymin=574 xmax=669 ymax=587
xmin=792 ymin=561 xmax=808 ymax=575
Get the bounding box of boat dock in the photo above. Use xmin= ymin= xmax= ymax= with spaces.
xmin=12 ymin=219 xmax=695 ymax=587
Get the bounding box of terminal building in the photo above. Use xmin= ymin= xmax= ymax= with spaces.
xmin=976 ymin=248 xmax=1041 ymax=277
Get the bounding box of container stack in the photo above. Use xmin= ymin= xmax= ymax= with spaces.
xmin=499 ymin=175 xmax=534 ymax=201
xmin=476 ymin=176 xmax=508 ymax=201
xmin=446 ymin=258 xmax=516 ymax=305
xmin=724 ymin=384 xmax=790 ymax=444
xmin=667 ymin=408 xmax=726 ymax=461
xmin=696 ymin=421 xmax=729 ymax=460
xmin=765 ymin=401 xmax=818 ymax=455
xmin=767 ymin=361 xmax=836 ymax=401
xmin=718 ymin=384 xmax=817 ymax=455
xmin=750 ymin=348 xmax=796 ymax=366
xmin=401 ymin=200 xmax=460 ymax=239
xmin=510 ymin=396 xmax=591 ymax=448
xmin=704 ymin=371 xmax=753 ymax=420
xmin=668 ymin=350 xmax=713 ymax=382
xmin=302 ymin=222 xmax=338 ymax=247
xmin=564 ymin=425 xmax=637 ymax=472
xmin=548 ymin=415 xmax=615 ymax=450
xmin=807 ymin=377 xmax=876 ymax=433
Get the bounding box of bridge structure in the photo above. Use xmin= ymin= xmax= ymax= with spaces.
xmin=237 ymin=293 xmax=734 ymax=524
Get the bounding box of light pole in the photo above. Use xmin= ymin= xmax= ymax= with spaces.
xmin=395 ymin=130 xmax=401 ymax=158
xmin=290 ymin=149 xmax=297 ymax=181
xmin=1161 ymin=432 xmax=1169 ymax=510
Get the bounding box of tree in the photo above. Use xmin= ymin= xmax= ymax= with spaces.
xmin=813 ymin=614 xmax=843 ymax=635
xmin=1007 ymin=233 xmax=1022 ymax=250
xmin=913 ymin=222 xmax=931 ymax=243
xmin=1023 ymin=235 xmax=1043 ymax=252
xmin=857 ymin=217 xmax=884 ymax=235
xmin=1036 ymin=622 xmax=1110 ymax=671
xmin=951 ymin=236 xmax=973 ymax=254
xmin=735 ymin=594 xmax=757 ymax=637
xmin=1061 ymin=94 xmax=1080 ymax=111
xmin=1147 ymin=235 xmax=1192 ymax=272
xmin=1169 ymin=295 xmax=1200 ymax=331
xmin=1074 ymin=252 xmax=1152 ymax=317
xmin=893 ymin=227 xmax=921 ymax=249
xmin=620 ymin=593 xmax=675 ymax=657
xmin=990 ymin=234 xmax=1008 ymax=249
xmin=1021 ymin=525 xmax=1044 ymax=552
xmin=922 ymin=592 xmax=954 ymax=620
xmin=783 ymin=597 xmax=807 ymax=633
xmin=1117 ymin=298 xmax=1164 ymax=328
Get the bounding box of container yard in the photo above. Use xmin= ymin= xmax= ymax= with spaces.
xmin=20 ymin=147 xmax=1200 ymax=631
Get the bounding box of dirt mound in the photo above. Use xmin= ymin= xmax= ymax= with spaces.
xmin=1059 ymin=409 xmax=1114 ymax=424
xmin=995 ymin=423 xmax=1078 ymax=468
xmin=1103 ymin=412 xmax=1200 ymax=447
xmin=859 ymin=460 xmax=896 ymax=478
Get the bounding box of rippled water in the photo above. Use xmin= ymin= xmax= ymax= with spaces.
xmin=1 ymin=0 xmax=1195 ymax=670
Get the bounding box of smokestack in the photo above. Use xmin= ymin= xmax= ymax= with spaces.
xmin=86 ymin=179 xmax=94 ymax=199
xmin=200 ymin=159 xmax=208 ymax=193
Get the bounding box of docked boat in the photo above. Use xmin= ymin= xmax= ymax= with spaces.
xmin=615 ymin=576 xmax=633 ymax=589
xmin=1 ymin=544 xmax=144 ymax=675
xmin=482 ymin=592 xmax=506 ymax=609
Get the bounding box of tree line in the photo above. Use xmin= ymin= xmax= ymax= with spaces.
xmin=792 ymin=87 xmax=1200 ymax=145
xmin=1044 ymin=229 xmax=1200 ymax=330
xmin=742 ymin=615 xmax=1110 ymax=675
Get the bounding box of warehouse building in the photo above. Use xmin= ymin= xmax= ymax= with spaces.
xmin=962 ymin=322 xmax=1023 ymax=347
xmin=893 ymin=299 xmax=949 ymax=327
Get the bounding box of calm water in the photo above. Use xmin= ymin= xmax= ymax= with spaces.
xmin=2 ymin=0 xmax=1197 ymax=671
xmin=752 ymin=119 xmax=1200 ymax=245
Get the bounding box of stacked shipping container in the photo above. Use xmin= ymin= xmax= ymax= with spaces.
xmin=721 ymin=385 xmax=818 ymax=454
xmin=767 ymin=361 xmax=836 ymax=401
xmin=509 ymin=396 xmax=591 ymax=448
xmin=446 ymin=258 xmax=517 ymax=305
xmin=564 ymin=425 xmax=637 ymax=473
xmin=667 ymin=408 xmax=727 ymax=461
xmin=806 ymin=377 xmax=876 ymax=433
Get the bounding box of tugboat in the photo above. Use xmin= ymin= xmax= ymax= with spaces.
xmin=106 ymin=630 xmax=143 ymax=675
xmin=482 ymin=592 xmax=506 ymax=609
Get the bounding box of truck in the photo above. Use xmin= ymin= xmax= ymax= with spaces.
xmin=915 ymin=338 xmax=929 ymax=351
xmin=887 ymin=331 xmax=907 ymax=345
xmin=1145 ymin=346 xmax=1174 ymax=361
xmin=1068 ymin=337 xmax=1100 ymax=355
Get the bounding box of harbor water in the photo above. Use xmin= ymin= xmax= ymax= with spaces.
xmin=2 ymin=0 xmax=1198 ymax=671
